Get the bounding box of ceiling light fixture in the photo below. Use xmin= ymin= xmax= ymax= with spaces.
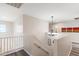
xmin=74 ymin=17 xmax=79 ymax=20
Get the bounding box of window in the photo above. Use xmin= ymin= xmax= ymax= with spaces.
xmin=0 ymin=24 xmax=6 ymax=32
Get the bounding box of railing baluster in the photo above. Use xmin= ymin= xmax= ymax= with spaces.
xmin=11 ymin=36 xmax=12 ymax=50
xmin=1 ymin=38 xmax=2 ymax=53
xmin=12 ymin=36 xmax=14 ymax=49
xmin=1 ymin=38 xmax=3 ymax=53
xmin=18 ymin=35 xmax=19 ymax=48
xmin=5 ymin=38 xmax=6 ymax=52
xmin=14 ymin=36 xmax=15 ymax=49
xmin=21 ymin=35 xmax=23 ymax=47
xmin=17 ymin=36 xmax=19 ymax=48
xmin=15 ymin=36 xmax=16 ymax=49
xmin=20 ymin=35 xmax=22 ymax=47
xmin=19 ymin=35 xmax=20 ymax=48
xmin=11 ymin=36 xmax=13 ymax=49
xmin=9 ymin=37 xmax=11 ymax=50
xmin=0 ymin=34 xmax=23 ymax=55
xmin=7 ymin=37 xmax=8 ymax=52
xmin=20 ymin=35 xmax=23 ymax=47
xmin=0 ymin=38 xmax=2 ymax=54
xmin=4 ymin=38 xmax=5 ymax=53
xmin=10 ymin=36 xmax=12 ymax=50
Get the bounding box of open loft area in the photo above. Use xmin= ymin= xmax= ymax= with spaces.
xmin=0 ymin=3 xmax=79 ymax=56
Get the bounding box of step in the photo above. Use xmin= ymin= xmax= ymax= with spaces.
xmin=70 ymin=51 xmax=79 ymax=56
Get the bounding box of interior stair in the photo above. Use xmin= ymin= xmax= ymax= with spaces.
xmin=70 ymin=42 xmax=79 ymax=56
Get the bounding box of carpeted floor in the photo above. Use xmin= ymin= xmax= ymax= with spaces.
xmin=70 ymin=47 xmax=79 ymax=56
xmin=70 ymin=42 xmax=79 ymax=56
xmin=6 ymin=50 xmax=29 ymax=56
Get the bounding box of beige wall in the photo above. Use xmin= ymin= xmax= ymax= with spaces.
xmin=23 ymin=15 xmax=49 ymax=55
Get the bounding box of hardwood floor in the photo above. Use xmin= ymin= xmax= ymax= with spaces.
xmin=6 ymin=50 xmax=29 ymax=56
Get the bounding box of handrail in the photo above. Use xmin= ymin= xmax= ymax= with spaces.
xmin=31 ymin=36 xmax=51 ymax=55
xmin=34 ymin=42 xmax=49 ymax=54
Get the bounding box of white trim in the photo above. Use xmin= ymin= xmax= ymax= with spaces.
xmin=68 ymin=45 xmax=72 ymax=56
xmin=23 ymin=48 xmax=32 ymax=56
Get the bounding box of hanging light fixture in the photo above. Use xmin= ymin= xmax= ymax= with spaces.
xmin=50 ymin=16 xmax=54 ymax=33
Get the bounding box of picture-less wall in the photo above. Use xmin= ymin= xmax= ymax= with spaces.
xmin=23 ymin=15 xmax=49 ymax=55
xmin=0 ymin=4 xmax=23 ymax=34
xmin=54 ymin=20 xmax=79 ymax=43
xmin=0 ymin=21 xmax=14 ymax=33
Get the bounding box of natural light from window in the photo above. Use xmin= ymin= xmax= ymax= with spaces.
xmin=0 ymin=24 xmax=6 ymax=32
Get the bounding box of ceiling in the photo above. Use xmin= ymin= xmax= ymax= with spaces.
xmin=6 ymin=3 xmax=23 ymax=8
xmin=20 ymin=3 xmax=79 ymax=23
xmin=0 ymin=3 xmax=22 ymax=23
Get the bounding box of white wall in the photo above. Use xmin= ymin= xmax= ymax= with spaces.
xmin=0 ymin=4 xmax=23 ymax=34
xmin=54 ymin=20 xmax=79 ymax=31
xmin=57 ymin=35 xmax=72 ymax=56
xmin=0 ymin=21 xmax=14 ymax=33
xmin=0 ymin=4 xmax=23 ymax=53
xmin=54 ymin=20 xmax=79 ymax=43
xmin=23 ymin=15 xmax=49 ymax=55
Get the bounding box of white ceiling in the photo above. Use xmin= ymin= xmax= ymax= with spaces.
xmin=0 ymin=4 xmax=22 ymax=23
xmin=20 ymin=3 xmax=79 ymax=23
xmin=6 ymin=3 xmax=23 ymax=8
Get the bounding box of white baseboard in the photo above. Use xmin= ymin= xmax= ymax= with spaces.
xmin=0 ymin=47 xmax=23 ymax=56
xmin=23 ymin=48 xmax=32 ymax=56
xmin=68 ymin=46 xmax=72 ymax=56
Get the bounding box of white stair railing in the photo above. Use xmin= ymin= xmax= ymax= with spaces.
xmin=0 ymin=34 xmax=23 ymax=55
